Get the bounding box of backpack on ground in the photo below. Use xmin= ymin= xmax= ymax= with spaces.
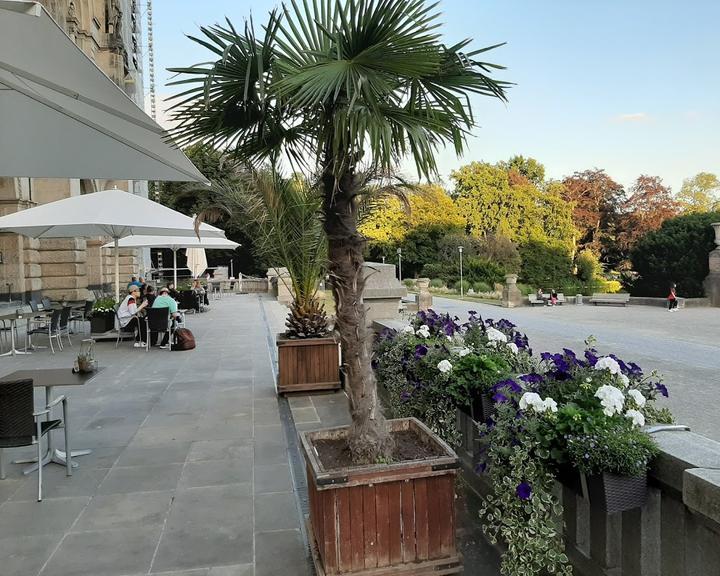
xmin=173 ymin=328 xmax=196 ymax=351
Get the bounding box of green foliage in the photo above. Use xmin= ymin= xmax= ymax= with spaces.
xmin=473 ymin=281 xmax=492 ymax=293
xmin=499 ymin=155 xmax=546 ymax=186
xmin=454 ymin=279 xmax=472 ymax=293
xmin=91 ymin=298 xmax=116 ymax=315
xmin=575 ymin=249 xmax=603 ymax=283
xmin=629 ymin=211 xmax=720 ymax=297
xmin=677 ymin=172 xmax=720 ymax=214
xmin=567 ymin=425 xmax=659 ymax=477
xmin=518 ymin=240 xmax=574 ymax=288
xmin=423 ymin=256 xmax=507 ymax=288
xmin=429 ymin=278 xmax=445 ymax=289
xmin=516 ymin=283 xmax=535 ymax=295
xmin=452 ymin=353 xmax=511 ymax=400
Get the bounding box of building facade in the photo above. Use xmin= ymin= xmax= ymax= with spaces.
xmin=0 ymin=0 xmax=147 ymax=303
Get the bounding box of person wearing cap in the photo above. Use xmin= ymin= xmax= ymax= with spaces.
xmin=117 ymin=285 xmax=149 ymax=347
xmin=151 ymin=286 xmax=181 ymax=348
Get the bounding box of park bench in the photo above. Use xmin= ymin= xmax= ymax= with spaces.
xmin=528 ymin=293 xmax=566 ymax=306
xmin=589 ymin=293 xmax=631 ymax=306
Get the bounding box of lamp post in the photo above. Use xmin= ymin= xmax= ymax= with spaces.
xmin=397 ymin=247 xmax=403 ymax=282
xmin=458 ymin=246 xmax=464 ymax=299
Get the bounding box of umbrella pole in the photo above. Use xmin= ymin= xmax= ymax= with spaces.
xmin=173 ymin=249 xmax=178 ymax=287
xmin=114 ymin=237 xmax=120 ymax=303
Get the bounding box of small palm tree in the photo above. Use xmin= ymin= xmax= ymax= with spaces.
xmin=169 ymin=0 xmax=508 ymax=463
xmin=196 ymin=171 xmax=329 ymax=338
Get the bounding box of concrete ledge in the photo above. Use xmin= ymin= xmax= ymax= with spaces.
xmin=649 ymin=431 xmax=720 ymax=493
xmin=629 ymin=296 xmax=710 ymax=308
xmin=684 ymin=469 xmax=720 ymax=525
xmin=372 ymin=318 xmax=408 ymax=333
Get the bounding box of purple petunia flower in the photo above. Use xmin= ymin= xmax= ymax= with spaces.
xmin=492 ymin=391 xmax=509 ymax=404
xmin=400 ymin=391 xmax=412 ymax=403
xmin=475 ymin=461 xmax=488 ymax=474
xmin=414 ymin=344 xmax=428 ymax=359
xmin=516 ymin=482 xmax=532 ymax=500
xmin=540 ymin=352 xmax=553 ymax=362
xmin=655 ymin=383 xmax=669 ymax=398
xmin=584 ymin=350 xmax=599 ymax=366
xmin=628 ymin=362 xmax=643 ymax=376
xmin=519 ymin=373 xmax=544 ymax=385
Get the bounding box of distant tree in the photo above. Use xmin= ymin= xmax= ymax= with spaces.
xmin=561 ymin=169 xmax=625 ymax=257
xmin=616 ymin=175 xmax=681 ymax=257
xmin=500 ymin=155 xmax=546 ymax=186
xmin=630 ymin=211 xmax=720 ymax=297
xmin=677 ymin=172 xmax=720 ymax=213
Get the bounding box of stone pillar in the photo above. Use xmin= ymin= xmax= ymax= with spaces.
xmin=362 ymin=262 xmax=407 ymax=326
xmin=276 ymin=268 xmax=294 ymax=306
xmin=704 ymin=223 xmax=720 ymax=307
xmin=416 ymin=278 xmax=432 ymax=311
xmin=501 ymin=274 xmax=523 ymax=308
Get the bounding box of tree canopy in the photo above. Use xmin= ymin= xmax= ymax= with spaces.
xmin=677 ymin=172 xmax=720 ymax=213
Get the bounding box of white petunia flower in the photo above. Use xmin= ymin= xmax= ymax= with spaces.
xmin=437 ymin=359 xmax=453 ymax=373
xmin=446 ymin=336 xmax=453 ymax=341
xmin=458 ymin=347 xmax=472 ymax=357
xmin=402 ymin=325 xmax=415 ymax=334
xmin=595 ymin=384 xmax=625 ymax=416
xmin=541 ymin=397 xmax=558 ymax=413
xmin=618 ymin=374 xmax=630 ymax=387
xmin=519 ymin=392 xmax=543 ymax=410
xmin=625 ymin=409 xmax=645 ymax=428
xmin=486 ymin=327 xmax=508 ymax=343
xmin=628 ymin=389 xmax=647 ymax=407
xmin=416 ymin=325 xmax=430 ymax=338
xmin=506 ymin=342 xmax=519 ymax=354
xmin=594 ymin=356 xmax=621 ymax=375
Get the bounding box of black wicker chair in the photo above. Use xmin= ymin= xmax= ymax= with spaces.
xmin=0 ymin=379 xmax=72 ymax=501
xmin=41 ymin=296 xmax=53 ymax=311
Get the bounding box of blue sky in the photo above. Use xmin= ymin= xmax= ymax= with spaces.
xmin=151 ymin=0 xmax=720 ymax=192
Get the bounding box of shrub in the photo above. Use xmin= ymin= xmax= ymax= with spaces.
xmin=403 ymin=278 xmax=416 ymax=289
xmin=454 ymin=279 xmax=472 ymax=293
xmin=519 ymin=239 xmax=574 ymax=288
xmin=575 ymin=249 xmax=603 ymax=283
xmin=429 ymin=278 xmax=445 ymax=289
xmin=630 ymin=211 xmax=720 ymax=297
xmin=473 ymin=281 xmax=492 ymax=293
xmin=516 ymin=283 xmax=535 ymax=295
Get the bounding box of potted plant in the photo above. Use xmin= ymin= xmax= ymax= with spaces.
xmin=170 ymin=1 xmax=508 ymax=572
xmin=89 ymin=298 xmax=116 ymax=334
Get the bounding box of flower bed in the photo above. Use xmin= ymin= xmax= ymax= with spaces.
xmin=374 ymin=312 xmax=673 ymax=576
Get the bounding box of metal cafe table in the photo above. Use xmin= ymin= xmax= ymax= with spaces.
xmin=1 ymin=368 xmax=102 ymax=473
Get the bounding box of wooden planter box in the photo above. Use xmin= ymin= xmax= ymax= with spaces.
xmin=276 ymin=334 xmax=341 ymax=394
xmin=301 ymin=418 xmax=461 ymax=575
xmin=90 ymin=313 xmax=115 ymax=334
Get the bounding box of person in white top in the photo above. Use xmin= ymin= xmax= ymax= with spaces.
xmin=116 ymin=286 xmax=149 ymax=347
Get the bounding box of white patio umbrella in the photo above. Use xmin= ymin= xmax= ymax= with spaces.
xmin=0 ymin=1 xmax=207 ymax=183
xmin=186 ymin=248 xmax=209 ymax=279
xmin=103 ymin=235 xmax=239 ymax=286
xmin=0 ymin=189 xmax=226 ymax=301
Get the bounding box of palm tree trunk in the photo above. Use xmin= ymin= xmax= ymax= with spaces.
xmin=322 ymin=167 xmax=393 ymax=465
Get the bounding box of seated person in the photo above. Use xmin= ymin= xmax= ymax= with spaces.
xmin=192 ymin=279 xmax=209 ymax=306
xmin=536 ymin=288 xmax=544 ymax=300
xmin=117 ymin=286 xmax=148 ymax=347
xmin=152 ymin=286 xmax=182 ymax=348
xmin=166 ymin=282 xmax=180 ymax=300
xmin=126 ymin=275 xmax=142 ymax=291
xmin=142 ymin=284 xmax=156 ymax=307
xmin=549 ymin=289 xmax=558 ymax=306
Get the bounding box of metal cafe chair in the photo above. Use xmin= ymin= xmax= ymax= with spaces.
xmin=114 ymin=307 xmax=137 ymax=347
xmin=58 ymin=307 xmax=73 ymax=348
xmin=0 ymin=379 xmax=72 ymax=501
xmin=25 ymin=308 xmax=63 ymax=354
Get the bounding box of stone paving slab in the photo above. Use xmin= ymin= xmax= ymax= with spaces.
xmin=0 ymin=294 xmax=308 ymax=576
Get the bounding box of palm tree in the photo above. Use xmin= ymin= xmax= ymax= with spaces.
xmin=196 ymin=171 xmax=330 ymax=338
xmin=169 ymin=0 xmax=509 ymax=463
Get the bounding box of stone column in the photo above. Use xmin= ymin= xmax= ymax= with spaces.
xmin=416 ymin=278 xmax=432 ymax=311
xmin=501 ymin=274 xmax=523 ymax=308
xmin=276 ymin=268 xmax=294 ymax=306
xmin=362 ymin=262 xmax=407 ymax=326
xmin=703 ymin=223 xmax=720 ymax=307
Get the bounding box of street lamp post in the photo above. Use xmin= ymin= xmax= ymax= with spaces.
xmin=458 ymin=246 xmax=464 ymax=299
xmin=397 ymin=248 xmax=403 ymax=282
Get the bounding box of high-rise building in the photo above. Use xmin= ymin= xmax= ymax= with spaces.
xmin=0 ymin=0 xmax=148 ymax=302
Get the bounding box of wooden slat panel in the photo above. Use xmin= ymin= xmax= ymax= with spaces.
xmin=350 ymin=485 xmax=365 ymax=572
xmin=363 ymin=484 xmax=378 ymax=569
xmin=375 ymin=483 xmax=390 ymax=567
xmin=387 ymin=482 xmax=403 ymax=566
xmin=337 ymin=486 xmax=353 ymax=571
xmin=401 ymin=480 xmax=416 ymax=563
xmin=427 ymin=477 xmax=442 ymax=558
xmin=322 ymin=490 xmax=338 ymax=572
xmin=415 ymin=478 xmax=429 ymax=561
xmin=438 ymin=476 xmax=455 ymax=556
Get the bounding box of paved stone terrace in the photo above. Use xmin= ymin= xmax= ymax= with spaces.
xmin=0 ymin=294 xmax=309 ymax=576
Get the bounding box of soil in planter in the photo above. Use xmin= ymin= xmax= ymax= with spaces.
xmin=315 ymin=429 xmax=446 ymax=470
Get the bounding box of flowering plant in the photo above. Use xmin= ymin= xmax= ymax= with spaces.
xmin=91 ymin=297 xmax=116 ymax=315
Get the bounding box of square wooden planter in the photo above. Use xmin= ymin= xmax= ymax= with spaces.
xmin=276 ymin=334 xmax=341 ymax=394
xmin=300 ymin=418 xmax=461 ymax=575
